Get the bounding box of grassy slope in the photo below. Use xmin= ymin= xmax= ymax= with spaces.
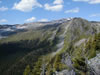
xmin=0 ymin=26 xmax=60 ymax=75
xmin=0 ymin=18 xmax=99 ymax=75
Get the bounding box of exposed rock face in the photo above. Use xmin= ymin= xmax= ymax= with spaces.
xmin=91 ymin=22 xmax=100 ymax=33
xmin=74 ymin=38 xmax=86 ymax=47
xmin=56 ymin=53 xmax=100 ymax=75
xmin=66 ymin=18 xmax=94 ymax=41
xmin=55 ymin=70 xmax=75 ymax=75
xmin=88 ymin=53 xmax=100 ymax=75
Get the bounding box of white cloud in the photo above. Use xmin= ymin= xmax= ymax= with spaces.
xmin=13 ymin=0 xmax=42 ymax=12
xmin=0 ymin=6 xmax=8 ymax=11
xmin=0 ymin=19 xmax=8 ymax=23
xmin=73 ymin=0 xmax=89 ymax=2
xmin=89 ymin=0 xmax=100 ymax=4
xmin=26 ymin=17 xmax=36 ymax=22
xmin=44 ymin=0 xmax=63 ymax=11
xmin=90 ymin=13 xmax=100 ymax=17
xmin=44 ymin=4 xmax=63 ymax=11
xmin=73 ymin=0 xmax=100 ymax=4
xmin=38 ymin=19 xmax=48 ymax=22
xmin=65 ymin=7 xmax=79 ymax=14
xmin=53 ymin=0 xmax=63 ymax=4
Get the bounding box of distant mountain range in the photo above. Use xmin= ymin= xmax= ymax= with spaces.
xmin=0 ymin=18 xmax=73 ymax=39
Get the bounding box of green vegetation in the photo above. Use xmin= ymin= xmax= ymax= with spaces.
xmin=44 ymin=32 xmax=100 ymax=75
xmin=94 ymin=33 xmax=100 ymax=52
xmin=71 ymin=33 xmax=100 ymax=75
xmin=0 ymin=27 xmax=59 ymax=75
xmin=31 ymin=58 xmax=43 ymax=75
xmin=23 ymin=65 xmax=31 ymax=75
xmin=0 ymin=18 xmax=100 ymax=75
xmin=22 ymin=29 xmax=100 ymax=75
xmin=53 ymin=54 xmax=67 ymax=71
xmin=85 ymin=38 xmax=96 ymax=59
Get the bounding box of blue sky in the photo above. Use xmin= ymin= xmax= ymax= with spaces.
xmin=0 ymin=0 xmax=100 ymax=24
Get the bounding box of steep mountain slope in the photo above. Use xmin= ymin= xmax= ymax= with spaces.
xmin=0 ymin=18 xmax=100 ymax=75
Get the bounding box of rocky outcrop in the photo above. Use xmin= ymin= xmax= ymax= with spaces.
xmin=88 ymin=53 xmax=100 ymax=75
xmin=55 ymin=70 xmax=75 ymax=75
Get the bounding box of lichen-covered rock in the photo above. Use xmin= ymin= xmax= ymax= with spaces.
xmin=88 ymin=53 xmax=100 ymax=75
xmin=55 ymin=70 xmax=75 ymax=75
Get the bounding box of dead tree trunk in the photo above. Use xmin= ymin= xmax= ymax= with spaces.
xmin=41 ymin=58 xmax=46 ymax=75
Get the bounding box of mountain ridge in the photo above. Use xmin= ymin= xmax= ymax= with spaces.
xmin=0 ymin=17 xmax=100 ymax=75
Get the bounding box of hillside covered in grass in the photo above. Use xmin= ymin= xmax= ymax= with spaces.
xmin=0 ymin=18 xmax=100 ymax=75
